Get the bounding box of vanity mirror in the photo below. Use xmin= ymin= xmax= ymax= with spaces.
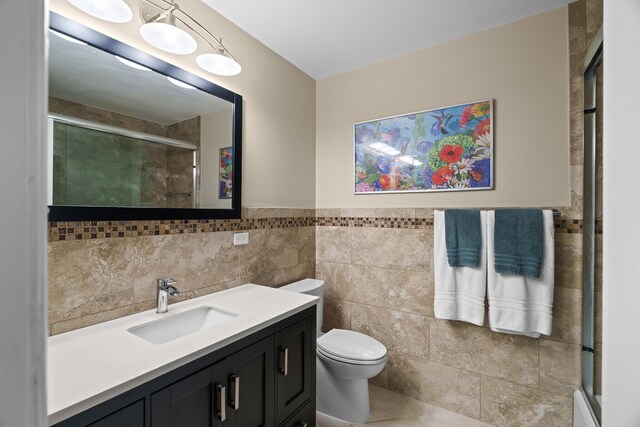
xmin=47 ymin=12 xmax=242 ymax=221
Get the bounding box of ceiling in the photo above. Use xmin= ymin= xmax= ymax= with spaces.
xmin=202 ymin=0 xmax=573 ymax=80
xmin=49 ymin=31 xmax=231 ymax=126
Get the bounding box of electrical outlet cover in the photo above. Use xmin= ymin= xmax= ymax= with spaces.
xmin=233 ymin=232 xmax=249 ymax=245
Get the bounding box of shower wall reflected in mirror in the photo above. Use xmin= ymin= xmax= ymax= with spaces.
xmin=50 ymin=120 xmax=197 ymax=209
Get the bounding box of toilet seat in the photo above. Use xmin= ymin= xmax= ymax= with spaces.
xmin=317 ymin=329 xmax=387 ymax=365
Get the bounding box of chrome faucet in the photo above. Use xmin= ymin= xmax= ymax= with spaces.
xmin=156 ymin=278 xmax=179 ymax=313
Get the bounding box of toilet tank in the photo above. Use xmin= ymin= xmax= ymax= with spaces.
xmin=279 ymin=279 xmax=324 ymax=337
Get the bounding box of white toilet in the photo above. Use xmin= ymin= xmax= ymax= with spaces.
xmin=280 ymin=279 xmax=388 ymax=424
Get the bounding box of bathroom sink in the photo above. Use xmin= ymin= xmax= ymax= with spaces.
xmin=128 ymin=306 xmax=237 ymax=345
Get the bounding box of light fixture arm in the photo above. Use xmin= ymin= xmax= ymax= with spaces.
xmin=145 ymin=4 xmax=178 ymax=24
xmin=141 ymin=0 xmax=237 ymax=61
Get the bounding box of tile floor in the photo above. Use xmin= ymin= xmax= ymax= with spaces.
xmin=316 ymin=384 xmax=492 ymax=427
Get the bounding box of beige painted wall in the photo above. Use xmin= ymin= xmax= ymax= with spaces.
xmin=49 ymin=0 xmax=316 ymax=208
xmin=316 ymin=7 xmax=570 ymax=209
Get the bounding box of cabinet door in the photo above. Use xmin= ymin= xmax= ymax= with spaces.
xmin=87 ymin=400 xmax=145 ymax=427
xmin=234 ymin=336 xmax=275 ymax=427
xmin=275 ymin=316 xmax=314 ymax=424
xmin=150 ymin=357 xmax=237 ymax=427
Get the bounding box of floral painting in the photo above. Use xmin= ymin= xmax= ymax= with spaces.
xmin=219 ymin=146 xmax=232 ymax=199
xmin=354 ymin=100 xmax=493 ymax=193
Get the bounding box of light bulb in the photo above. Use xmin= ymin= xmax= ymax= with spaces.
xmin=196 ymin=52 xmax=241 ymax=76
xmin=140 ymin=22 xmax=197 ymax=55
xmin=67 ymin=0 xmax=133 ymax=23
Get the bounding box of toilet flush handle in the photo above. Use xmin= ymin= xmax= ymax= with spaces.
xmin=278 ymin=347 xmax=289 ymax=376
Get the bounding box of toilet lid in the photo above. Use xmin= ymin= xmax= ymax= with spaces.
xmin=317 ymin=329 xmax=387 ymax=362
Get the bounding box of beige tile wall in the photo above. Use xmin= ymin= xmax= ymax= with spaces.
xmin=316 ymin=208 xmax=581 ymax=426
xmin=48 ymin=208 xmax=315 ymax=335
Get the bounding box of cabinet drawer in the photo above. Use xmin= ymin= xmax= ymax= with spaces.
xmin=280 ymin=401 xmax=314 ymax=427
xmin=87 ymin=400 xmax=144 ymax=427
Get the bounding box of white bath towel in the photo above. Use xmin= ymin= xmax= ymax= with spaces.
xmin=487 ymin=210 xmax=555 ymax=337
xmin=433 ymin=210 xmax=487 ymax=326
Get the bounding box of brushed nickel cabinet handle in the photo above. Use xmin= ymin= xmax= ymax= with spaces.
xmin=279 ymin=347 xmax=289 ymax=376
xmin=229 ymin=374 xmax=240 ymax=410
xmin=216 ymin=384 xmax=226 ymax=422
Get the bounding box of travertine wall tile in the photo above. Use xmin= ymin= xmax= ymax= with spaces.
xmin=272 ymin=262 xmax=316 ymax=287
xmin=414 ymin=208 xmax=436 ymax=219
xmin=373 ymin=208 xmax=416 ymax=218
xmin=316 ymin=262 xmax=389 ymax=307
xmin=297 ymin=227 xmax=317 ymax=265
xmin=550 ymin=286 xmax=582 ymax=344
xmin=585 ymin=0 xmax=602 ymax=47
xmin=430 ymin=320 xmax=539 ymax=387
xmin=388 ymin=352 xmax=481 ymax=419
xmin=539 ymin=339 xmax=581 ymax=397
xmin=388 ymin=270 xmax=434 ymax=317
xmin=316 ymin=226 xmax=352 ymax=263
xmin=481 ymin=376 xmax=573 ymax=427
xmin=340 ymin=208 xmax=379 ymax=218
xmin=323 ymin=297 xmax=351 ymax=332
xmin=569 ymin=0 xmax=586 ymax=77
xmin=350 ymin=228 xmax=430 ymax=271
xmin=131 ymin=232 xmax=238 ymax=303
xmin=351 ymin=304 xmax=430 ymax=358
xmin=555 ymin=233 xmax=583 ymax=289
xmin=48 ymin=239 xmax=136 ymax=324
xmin=370 ymin=364 xmax=389 ymax=389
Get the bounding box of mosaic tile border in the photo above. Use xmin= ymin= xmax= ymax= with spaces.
xmin=49 ymin=214 xmax=590 ymax=241
xmin=49 ymin=217 xmax=315 ymax=241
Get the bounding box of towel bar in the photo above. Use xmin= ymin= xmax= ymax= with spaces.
xmin=429 ymin=209 xmax=561 ymax=217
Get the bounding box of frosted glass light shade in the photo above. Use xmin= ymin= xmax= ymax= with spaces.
xmin=196 ymin=52 xmax=241 ymax=76
xmin=140 ymin=22 xmax=197 ymax=55
xmin=67 ymin=0 xmax=133 ymax=23
xmin=167 ymin=77 xmax=196 ymax=89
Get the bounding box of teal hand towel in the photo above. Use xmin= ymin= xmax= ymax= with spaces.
xmin=445 ymin=209 xmax=482 ymax=267
xmin=494 ymin=209 xmax=544 ymax=278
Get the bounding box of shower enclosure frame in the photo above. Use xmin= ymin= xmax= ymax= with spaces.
xmin=580 ymin=27 xmax=603 ymax=424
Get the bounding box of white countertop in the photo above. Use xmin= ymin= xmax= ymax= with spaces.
xmin=47 ymin=284 xmax=317 ymax=425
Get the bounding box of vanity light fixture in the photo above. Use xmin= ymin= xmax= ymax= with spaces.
xmin=166 ymin=76 xmax=196 ymax=89
xmin=68 ymin=0 xmax=242 ymax=77
xmin=140 ymin=0 xmax=242 ymax=76
xmin=139 ymin=3 xmax=197 ymax=55
xmin=50 ymin=29 xmax=87 ymax=45
xmin=196 ymin=46 xmax=242 ymax=77
xmin=115 ymin=56 xmax=152 ymax=71
xmin=67 ymin=0 xmax=133 ymax=23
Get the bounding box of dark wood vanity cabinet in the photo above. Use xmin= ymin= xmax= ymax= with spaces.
xmin=54 ymin=307 xmax=315 ymax=427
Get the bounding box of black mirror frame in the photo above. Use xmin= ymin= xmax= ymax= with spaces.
xmin=48 ymin=12 xmax=242 ymax=221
